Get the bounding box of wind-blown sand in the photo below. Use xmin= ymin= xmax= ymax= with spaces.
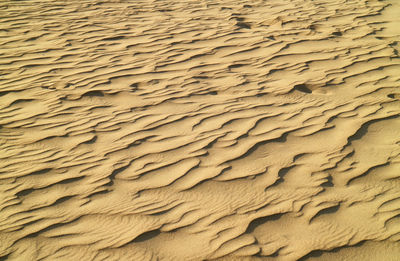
xmin=1 ymin=0 xmax=399 ymax=260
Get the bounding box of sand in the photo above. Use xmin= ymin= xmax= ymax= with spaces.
xmin=1 ymin=0 xmax=399 ymax=260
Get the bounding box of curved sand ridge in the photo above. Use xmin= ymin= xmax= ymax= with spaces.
xmin=1 ymin=0 xmax=400 ymax=260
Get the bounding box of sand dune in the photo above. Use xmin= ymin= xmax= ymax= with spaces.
xmin=1 ymin=0 xmax=400 ymax=260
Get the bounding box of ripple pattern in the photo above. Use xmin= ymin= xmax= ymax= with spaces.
xmin=1 ymin=0 xmax=400 ymax=260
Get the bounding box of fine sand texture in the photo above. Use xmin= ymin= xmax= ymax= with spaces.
xmin=1 ymin=0 xmax=400 ymax=260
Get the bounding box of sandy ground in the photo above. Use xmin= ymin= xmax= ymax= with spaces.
xmin=1 ymin=0 xmax=400 ymax=260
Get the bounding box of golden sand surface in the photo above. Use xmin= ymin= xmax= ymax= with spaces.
xmin=1 ymin=0 xmax=400 ymax=260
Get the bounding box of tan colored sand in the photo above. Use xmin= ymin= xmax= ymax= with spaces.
xmin=1 ymin=0 xmax=399 ymax=260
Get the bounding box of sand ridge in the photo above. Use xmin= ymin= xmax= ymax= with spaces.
xmin=1 ymin=0 xmax=400 ymax=260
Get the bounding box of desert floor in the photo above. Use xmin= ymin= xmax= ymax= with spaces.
xmin=1 ymin=0 xmax=400 ymax=260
